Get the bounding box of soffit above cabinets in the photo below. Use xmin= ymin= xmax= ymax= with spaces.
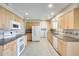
xmin=5 ymin=3 xmax=70 ymax=20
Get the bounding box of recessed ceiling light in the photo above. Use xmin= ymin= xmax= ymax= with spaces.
xmin=51 ymin=12 xmax=54 ymax=15
xmin=25 ymin=12 xmax=29 ymax=15
xmin=48 ymin=4 xmax=53 ymax=8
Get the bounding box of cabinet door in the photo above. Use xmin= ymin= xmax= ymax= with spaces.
xmin=0 ymin=46 xmax=3 ymax=56
xmin=0 ymin=7 xmax=4 ymax=29
xmin=67 ymin=10 xmax=74 ymax=29
xmin=63 ymin=14 xmax=68 ymax=29
xmin=74 ymin=8 xmax=79 ymax=29
xmin=3 ymin=40 xmax=16 ymax=56
xmin=5 ymin=11 xmax=11 ymax=29
xmin=58 ymin=39 xmax=67 ymax=56
xmin=47 ymin=31 xmax=53 ymax=45
xmin=27 ymin=33 xmax=32 ymax=41
xmin=59 ymin=16 xmax=63 ymax=29
xmin=2 ymin=9 xmax=10 ymax=29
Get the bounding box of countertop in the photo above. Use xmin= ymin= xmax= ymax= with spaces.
xmin=54 ymin=35 xmax=79 ymax=42
xmin=52 ymin=31 xmax=79 ymax=42
xmin=0 ymin=34 xmax=24 ymax=45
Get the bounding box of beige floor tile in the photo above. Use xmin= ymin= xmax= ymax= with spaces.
xmin=21 ymin=38 xmax=59 ymax=56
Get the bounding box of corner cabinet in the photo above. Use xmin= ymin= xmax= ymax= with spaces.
xmin=59 ymin=8 xmax=79 ymax=29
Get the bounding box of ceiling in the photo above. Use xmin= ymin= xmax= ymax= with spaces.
xmin=8 ymin=3 xmax=70 ymax=20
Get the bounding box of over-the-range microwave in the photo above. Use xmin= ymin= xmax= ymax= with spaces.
xmin=10 ymin=21 xmax=21 ymax=29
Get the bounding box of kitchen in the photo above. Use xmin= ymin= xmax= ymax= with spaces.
xmin=0 ymin=3 xmax=79 ymax=56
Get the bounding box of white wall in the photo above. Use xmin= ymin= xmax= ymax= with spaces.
xmin=40 ymin=21 xmax=47 ymax=29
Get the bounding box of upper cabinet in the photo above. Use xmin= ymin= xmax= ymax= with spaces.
xmin=0 ymin=6 xmax=23 ymax=30
xmin=0 ymin=6 xmax=4 ymax=29
xmin=74 ymin=8 xmax=79 ymax=29
xmin=59 ymin=8 xmax=79 ymax=29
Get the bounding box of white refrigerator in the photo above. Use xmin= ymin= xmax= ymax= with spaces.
xmin=32 ymin=26 xmax=40 ymax=42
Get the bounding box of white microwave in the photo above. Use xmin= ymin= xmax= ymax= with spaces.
xmin=10 ymin=21 xmax=21 ymax=29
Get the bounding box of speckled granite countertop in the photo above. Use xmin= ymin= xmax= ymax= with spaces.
xmin=54 ymin=35 xmax=79 ymax=42
xmin=52 ymin=31 xmax=79 ymax=42
xmin=0 ymin=34 xmax=24 ymax=45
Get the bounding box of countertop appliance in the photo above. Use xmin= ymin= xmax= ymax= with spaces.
xmin=10 ymin=21 xmax=21 ymax=29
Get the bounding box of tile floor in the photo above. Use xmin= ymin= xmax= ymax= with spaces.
xmin=21 ymin=38 xmax=59 ymax=56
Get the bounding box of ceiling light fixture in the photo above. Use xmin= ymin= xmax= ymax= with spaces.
xmin=25 ymin=12 xmax=29 ymax=15
xmin=51 ymin=12 xmax=54 ymax=15
xmin=48 ymin=4 xmax=53 ymax=8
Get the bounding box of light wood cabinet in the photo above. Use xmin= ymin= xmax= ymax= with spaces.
xmin=59 ymin=8 xmax=79 ymax=29
xmin=67 ymin=10 xmax=74 ymax=29
xmin=47 ymin=31 xmax=53 ymax=45
xmin=26 ymin=22 xmax=32 ymax=29
xmin=27 ymin=33 xmax=32 ymax=41
xmin=58 ymin=39 xmax=67 ymax=56
xmin=0 ymin=6 xmax=24 ymax=30
xmin=3 ymin=40 xmax=17 ymax=56
xmin=0 ymin=46 xmax=3 ymax=56
xmin=25 ymin=35 xmax=27 ymax=46
xmin=58 ymin=39 xmax=79 ymax=56
xmin=74 ymin=8 xmax=79 ymax=29
xmin=0 ymin=6 xmax=4 ymax=29
xmin=47 ymin=21 xmax=53 ymax=45
xmin=59 ymin=16 xmax=64 ymax=29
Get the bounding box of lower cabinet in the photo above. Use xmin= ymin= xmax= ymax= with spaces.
xmin=27 ymin=33 xmax=32 ymax=41
xmin=47 ymin=31 xmax=53 ymax=45
xmin=3 ymin=40 xmax=17 ymax=56
xmin=58 ymin=39 xmax=67 ymax=56
xmin=25 ymin=34 xmax=27 ymax=46
xmin=58 ymin=39 xmax=79 ymax=56
xmin=0 ymin=46 xmax=3 ymax=56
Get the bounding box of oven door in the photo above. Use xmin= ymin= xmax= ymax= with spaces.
xmin=17 ymin=36 xmax=25 ymax=56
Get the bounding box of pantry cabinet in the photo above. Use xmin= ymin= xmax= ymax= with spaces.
xmin=59 ymin=8 xmax=79 ymax=29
